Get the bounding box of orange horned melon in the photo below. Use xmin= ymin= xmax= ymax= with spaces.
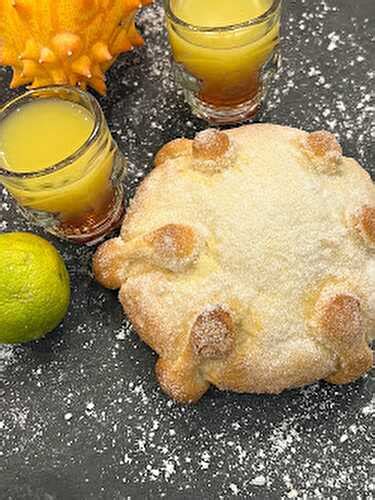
xmin=0 ymin=0 xmax=152 ymax=95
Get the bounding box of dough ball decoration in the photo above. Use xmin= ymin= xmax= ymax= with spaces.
xmin=351 ymin=205 xmax=375 ymax=249
xmin=93 ymin=124 xmax=374 ymax=403
xmin=190 ymin=305 xmax=235 ymax=360
xmin=301 ymin=130 xmax=343 ymax=174
xmin=191 ymin=129 xmax=236 ymax=172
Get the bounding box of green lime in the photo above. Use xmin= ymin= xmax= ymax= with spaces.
xmin=0 ymin=232 xmax=70 ymax=344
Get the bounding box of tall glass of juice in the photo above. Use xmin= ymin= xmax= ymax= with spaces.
xmin=165 ymin=0 xmax=282 ymax=124
xmin=0 ymin=86 xmax=126 ymax=244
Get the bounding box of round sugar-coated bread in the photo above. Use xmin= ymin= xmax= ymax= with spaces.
xmin=93 ymin=124 xmax=374 ymax=403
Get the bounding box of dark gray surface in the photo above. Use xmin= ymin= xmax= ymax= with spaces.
xmin=1 ymin=1 xmax=374 ymax=499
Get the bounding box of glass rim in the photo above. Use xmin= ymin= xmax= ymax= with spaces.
xmin=164 ymin=0 xmax=282 ymax=32
xmin=0 ymin=85 xmax=103 ymax=180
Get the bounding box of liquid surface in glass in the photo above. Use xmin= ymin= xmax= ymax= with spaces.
xmin=0 ymin=91 xmax=126 ymax=244
xmin=168 ymin=0 xmax=279 ymax=107
xmin=173 ymin=0 xmax=271 ymax=27
xmin=0 ymin=99 xmax=94 ymax=173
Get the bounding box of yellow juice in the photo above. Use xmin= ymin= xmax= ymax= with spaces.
xmin=173 ymin=0 xmax=269 ymax=26
xmin=0 ymin=98 xmax=115 ymax=223
xmin=167 ymin=0 xmax=281 ymax=106
xmin=0 ymin=99 xmax=94 ymax=174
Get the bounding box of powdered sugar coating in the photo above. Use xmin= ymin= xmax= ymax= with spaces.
xmin=96 ymin=123 xmax=374 ymax=400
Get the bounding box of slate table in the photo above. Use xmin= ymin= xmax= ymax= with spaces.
xmin=1 ymin=0 xmax=374 ymax=499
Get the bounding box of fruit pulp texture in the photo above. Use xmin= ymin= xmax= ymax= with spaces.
xmin=0 ymin=98 xmax=115 ymax=221
xmin=168 ymin=0 xmax=280 ymax=106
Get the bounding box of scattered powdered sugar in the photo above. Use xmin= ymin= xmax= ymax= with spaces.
xmin=0 ymin=344 xmax=14 ymax=369
xmin=264 ymin=1 xmax=374 ymax=177
xmin=327 ymin=32 xmax=340 ymax=52
xmin=2 ymin=348 xmax=374 ymax=497
xmin=361 ymin=390 xmax=375 ymax=415
xmin=0 ymin=0 xmax=374 ymax=498
xmin=251 ymin=475 xmax=266 ymax=486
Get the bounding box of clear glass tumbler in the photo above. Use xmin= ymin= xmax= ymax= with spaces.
xmin=165 ymin=0 xmax=282 ymax=124
xmin=0 ymin=86 xmax=126 ymax=244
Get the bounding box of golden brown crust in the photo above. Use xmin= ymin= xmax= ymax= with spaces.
xmin=143 ymin=223 xmax=205 ymax=272
xmin=214 ymin=347 xmax=335 ymax=394
xmin=93 ymin=123 xmax=375 ymax=403
xmin=351 ymin=206 xmax=375 ymax=248
xmin=320 ymin=295 xmax=362 ymax=347
xmin=316 ymin=294 xmax=372 ymax=384
xmin=361 ymin=206 xmax=375 ymax=244
xmin=307 ymin=131 xmax=342 ymax=159
xmin=190 ymin=305 xmax=235 ymax=360
xmin=92 ymin=238 xmax=126 ymax=289
xmin=155 ymin=350 xmax=210 ymax=404
xmin=192 ymin=129 xmax=230 ymax=161
xmin=118 ymin=282 xmax=161 ymax=354
xmin=300 ymin=130 xmax=343 ymax=174
xmin=145 ymin=223 xmax=199 ymax=262
xmin=94 ymin=223 xmax=205 ymax=283
xmin=154 ymin=138 xmax=192 ymax=167
xmin=191 ymin=129 xmax=236 ymax=173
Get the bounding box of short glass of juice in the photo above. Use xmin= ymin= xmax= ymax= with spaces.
xmin=0 ymin=86 xmax=126 ymax=244
xmin=165 ymin=0 xmax=282 ymax=124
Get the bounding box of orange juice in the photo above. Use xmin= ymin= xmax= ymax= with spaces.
xmin=166 ymin=0 xmax=282 ymax=121
xmin=0 ymin=87 xmax=126 ymax=243
xmin=0 ymin=99 xmax=94 ymax=174
xmin=172 ymin=0 xmax=270 ymax=28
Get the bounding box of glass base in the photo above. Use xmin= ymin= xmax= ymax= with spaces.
xmin=174 ymin=48 xmax=282 ymax=125
xmin=19 ymin=186 xmax=125 ymax=246
xmin=186 ymin=93 xmax=262 ymax=125
xmin=54 ymin=186 xmax=125 ymax=245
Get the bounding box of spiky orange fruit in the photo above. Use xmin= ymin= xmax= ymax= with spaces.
xmin=0 ymin=0 xmax=152 ymax=95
